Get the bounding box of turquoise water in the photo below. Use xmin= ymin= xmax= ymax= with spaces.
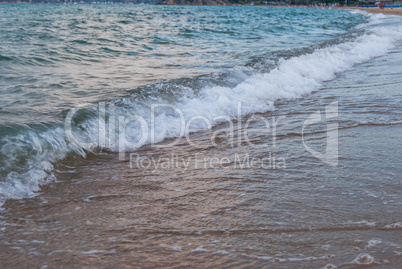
xmin=0 ymin=5 xmax=365 ymax=124
xmin=0 ymin=6 xmax=373 ymax=202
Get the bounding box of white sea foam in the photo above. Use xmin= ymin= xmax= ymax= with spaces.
xmin=384 ymin=222 xmax=402 ymax=229
xmin=352 ymin=253 xmax=375 ymax=265
xmin=273 ymin=255 xmax=329 ymax=262
xmin=81 ymin=249 xmax=116 ymax=255
xmin=347 ymin=220 xmax=377 ymax=227
xmin=367 ymin=239 xmax=382 ymax=249
xmin=0 ymin=126 xmax=85 ymax=208
xmin=322 ymin=264 xmax=337 ymax=269
xmin=171 ymin=246 xmax=182 ymax=252
xmin=214 ymin=250 xmax=230 ymax=255
xmin=191 ymin=246 xmax=209 ymax=252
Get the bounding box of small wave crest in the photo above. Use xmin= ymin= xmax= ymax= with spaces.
xmin=0 ymin=55 xmax=13 ymax=61
xmin=0 ymin=124 xmax=86 ymax=208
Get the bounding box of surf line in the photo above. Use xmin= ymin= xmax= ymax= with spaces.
xmin=64 ymin=102 xmax=287 ymax=160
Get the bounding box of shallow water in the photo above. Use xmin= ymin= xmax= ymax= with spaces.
xmin=0 ymin=5 xmax=401 ymax=268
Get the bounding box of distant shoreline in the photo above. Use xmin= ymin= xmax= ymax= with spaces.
xmin=348 ymin=6 xmax=402 ymax=16
xmin=1 ymin=1 xmax=402 ymax=16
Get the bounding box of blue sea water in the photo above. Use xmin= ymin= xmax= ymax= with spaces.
xmin=0 ymin=5 xmax=366 ymax=124
xmin=0 ymin=4 xmax=402 ymax=268
xmin=0 ymin=4 xmax=401 ymax=206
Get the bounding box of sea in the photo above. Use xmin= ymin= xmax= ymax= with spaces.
xmin=0 ymin=4 xmax=401 ymax=268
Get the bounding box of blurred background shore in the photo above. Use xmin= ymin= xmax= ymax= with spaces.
xmin=351 ymin=6 xmax=402 ymax=15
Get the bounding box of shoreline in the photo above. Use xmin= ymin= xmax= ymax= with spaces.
xmin=348 ymin=6 xmax=402 ymax=16
xmin=1 ymin=1 xmax=402 ymax=16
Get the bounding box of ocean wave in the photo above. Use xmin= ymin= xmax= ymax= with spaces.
xmin=0 ymin=55 xmax=13 ymax=61
xmin=0 ymin=13 xmax=401 ymax=208
xmin=0 ymin=124 xmax=86 ymax=208
xmin=112 ymin=15 xmax=401 ymax=150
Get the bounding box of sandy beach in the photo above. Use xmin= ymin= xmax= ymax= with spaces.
xmin=0 ymin=5 xmax=401 ymax=268
xmin=351 ymin=7 xmax=402 ymax=15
